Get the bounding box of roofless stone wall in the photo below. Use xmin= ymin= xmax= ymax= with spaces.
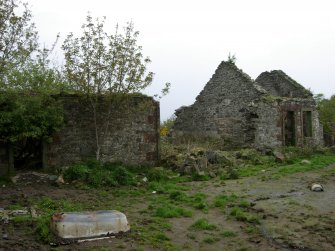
xmin=46 ymin=94 xmax=160 ymax=168
xmin=171 ymin=61 xmax=323 ymax=149
xmin=172 ymin=61 xmax=264 ymax=147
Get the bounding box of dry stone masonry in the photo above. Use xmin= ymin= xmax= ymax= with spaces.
xmin=0 ymin=94 xmax=160 ymax=175
xmin=171 ymin=61 xmax=323 ymax=149
xmin=46 ymin=94 xmax=160 ymax=168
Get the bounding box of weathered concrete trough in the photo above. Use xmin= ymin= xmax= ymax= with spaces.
xmin=51 ymin=210 xmax=130 ymax=239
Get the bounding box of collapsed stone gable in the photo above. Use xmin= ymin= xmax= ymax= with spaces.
xmin=172 ymin=61 xmax=266 ymax=147
xmin=171 ymin=61 xmax=323 ymax=149
xmin=256 ymin=70 xmax=312 ymax=98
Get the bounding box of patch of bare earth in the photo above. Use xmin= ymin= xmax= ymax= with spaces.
xmin=1 ymin=165 xmax=335 ymax=250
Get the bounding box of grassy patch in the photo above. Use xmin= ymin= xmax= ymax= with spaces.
xmin=63 ymin=162 xmax=136 ymax=187
xmin=190 ymin=218 xmax=217 ymax=231
xmin=221 ymin=229 xmax=237 ymax=237
xmin=7 ymin=204 xmax=26 ymax=210
xmin=155 ymin=206 xmax=193 ymax=218
xmin=203 ymin=236 xmax=220 ymax=244
xmin=213 ymin=194 xmax=238 ymax=208
xmin=131 ymin=218 xmax=176 ymax=250
xmin=276 ymin=153 xmax=335 ymax=176
xmin=237 ymin=151 xmax=335 ymax=178
xmin=238 ymin=164 xmax=268 ymax=177
xmin=149 ymin=181 xmax=189 ymax=194
xmin=12 ymin=215 xmax=32 ymax=223
xmin=33 ymin=197 xmax=84 ymax=243
xmin=230 ymin=207 xmax=260 ymax=224
xmin=168 ymin=191 xmax=208 ymax=211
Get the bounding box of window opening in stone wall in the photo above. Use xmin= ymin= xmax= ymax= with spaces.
xmin=284 ymin=111 xmax=296 ymax=146
xmin=303 ymin=111 xmax=312 ymax=138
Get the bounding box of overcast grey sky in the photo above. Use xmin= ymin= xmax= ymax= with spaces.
xmin=28 ymin=0 xmax=335 ymax=120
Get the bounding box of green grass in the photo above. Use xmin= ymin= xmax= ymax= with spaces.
xmin=276 ymin=154 xmax=335 ymax=176
xmin=238 ymin=164 xmax=268 ymax=177
xmin=155 ymin=206 xmax=193 ymax=218
xmin=190 ymin=218 xmax=217 ymax=231
xmin=149 ymin=181 xmax=189 ymax=194
xmin=203 ymin=236 xmax=220 ymax=244
xmin=213 ymin=194 xmax=238 ymax=208
xmin=237 ymin=152 xmax=335 ymax=178
xmin=131 ymin=219 xmax=176 ymax=250
xmin=33 ymin=196 xmax=84 ymax=243
xmin=221 ymin=230 xmax=237 ymax=237
xmin=168 ymin=191 xmax=208 ymax=211
xmin=12 ymin=215 xmax=32 ymax=223
xmin=7 ymin=204 xmax=26 ymax=210
xmin=230 ymin=207 xmax=260 ymax=224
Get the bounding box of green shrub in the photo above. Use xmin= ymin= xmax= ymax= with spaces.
xmin=226 ymin=166 xmax=239 ymax=179
xmin=87 ymin=170 xmax=111 ymax=187
xmin=191 ymin=173 xmax=210 ymax=181
xmin=112 ymin=166 xmax=134 ymax=185
xmin=63 ymin=161 xmax=136 ymax=187
xmin=63 ymin=164 xmax=90 ymax=181
xmin=85 ymin=159 xmax=103 ymax=169
xmin=103 ymin=161 xmax=124 ymax=171
xmin=146 ymin=168 xmax=170 ymax=182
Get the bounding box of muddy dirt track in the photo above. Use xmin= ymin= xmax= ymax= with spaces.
xmin=1 ymin=164 xmax=335 ymax=251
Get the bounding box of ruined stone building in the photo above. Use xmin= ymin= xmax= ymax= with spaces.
xmin=0 ymin=94 xmax=160 ymax=176
xmin=171 ymin=61 xmax=323 ymax=149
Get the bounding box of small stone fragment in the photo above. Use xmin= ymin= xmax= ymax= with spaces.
xmin=273 ymin=150 xmax=285 ymax=162
xmin=56 ymin=175 xmax=65 ymax=185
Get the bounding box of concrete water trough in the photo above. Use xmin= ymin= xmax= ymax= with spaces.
xmin=51 ymin=210 xmax=130 ymax=239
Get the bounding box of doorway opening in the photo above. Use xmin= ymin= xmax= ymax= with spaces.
xmin=303 ymin=111 xmax=312 ymax=138
xmin=13 ymin=138 xmax=43 ymax=170
xmin=284 ymin=111 xmax=296 ymax=146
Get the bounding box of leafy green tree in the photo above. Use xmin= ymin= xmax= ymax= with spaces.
xmin=0 ymin=92 xmax=63 ymax=143
xmin=62 ymin=14 xmax=160 ymax=160
xmin=313 ymin=93 xmax=325 ymax=107
xmin=318 ymin=95 xmax=335 ymax=140
xmin=62 ymin=15 xmax=153 ymax=94
xmin=0 ymin=0 xmax=65 ymax=172
xmin=0 ymin=0 xmax=38 ymax=86
xmin=160 ymin=115 xmax=176 ymax=137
